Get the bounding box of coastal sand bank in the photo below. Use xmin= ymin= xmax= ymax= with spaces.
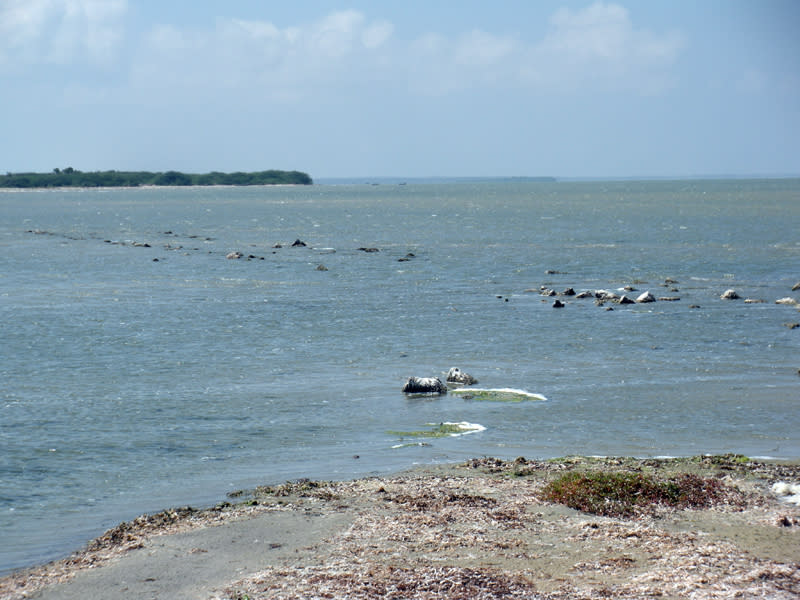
xmin=2 ymin=456 xmax=798 ymax=599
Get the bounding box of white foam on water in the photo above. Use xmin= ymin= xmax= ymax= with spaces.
xmin=772 ymin=481 xmax=800 ymax=506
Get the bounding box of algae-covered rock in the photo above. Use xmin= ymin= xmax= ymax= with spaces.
xmin=388 ymin=421 xmax=486 ymax=440
xmin=450 ymin=388 xmax=547 ymax=402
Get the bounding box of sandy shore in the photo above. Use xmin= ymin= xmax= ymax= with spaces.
xmin=1 ymin=455 xmax=799 ymax=600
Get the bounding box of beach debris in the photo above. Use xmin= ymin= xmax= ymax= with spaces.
xmin=402 ymin=376 xmax=447 ymax=394
xmin=446 ymin=367 xmax=478 ymax=385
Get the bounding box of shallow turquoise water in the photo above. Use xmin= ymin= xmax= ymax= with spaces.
xmin=1 ymin=179 xmax=798 ymax=573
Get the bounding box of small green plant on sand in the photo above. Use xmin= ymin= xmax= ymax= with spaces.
xmin=541 ymin=471 xmax=736 ymax=518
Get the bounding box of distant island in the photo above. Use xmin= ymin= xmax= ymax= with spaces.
xmin=0 ymin=168 xmax=313 ymax=188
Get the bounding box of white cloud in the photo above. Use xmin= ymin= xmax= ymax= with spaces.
xmin=455 ymin=30 xmax=516 ymax=67
xmin=525 ymin=2 xmax=684 ymax=93
xmin=362 ymin=19 xmax=393 ymax=50
xmin=130 ymin=10 xmax=397 ymax=104
xmin=46 ymin=3 xmax=683 ymax=105
xmin=306 ymin=9 xmax=364 ymax=58
xmin=403 ymin=3 xmax=683 ymax=96
xmin=0 ymin=0 xmax=127 ymax=68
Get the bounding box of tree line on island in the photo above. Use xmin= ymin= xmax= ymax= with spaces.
xmin=0 ymin=167 xmax=313 ymax=188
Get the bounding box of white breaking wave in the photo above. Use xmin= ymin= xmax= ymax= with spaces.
xmin=772 ymin=481 xmax=800 ymax=506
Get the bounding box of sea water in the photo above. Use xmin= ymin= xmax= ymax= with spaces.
xmin=1 ymin=179 xmax=798 ymax=574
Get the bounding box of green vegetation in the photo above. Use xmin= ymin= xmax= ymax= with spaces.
xmin=540 ymin=470 xmax=740 ymax=518
xmin=450 ymin=389 xmax=547 ymax=402
xmin=388 ymin=422 xmax=480 ymax=438
xmin=0 ymin=167 xmax=312 ymax=188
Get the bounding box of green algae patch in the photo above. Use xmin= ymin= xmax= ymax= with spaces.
xmin=388 ymin=422 xmax=486 ymax=443
xmin=450 ymin=388 xmax=547 ymax=403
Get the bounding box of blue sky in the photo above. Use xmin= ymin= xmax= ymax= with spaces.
xmin=1 ymin=1 xmax=798 ymax=178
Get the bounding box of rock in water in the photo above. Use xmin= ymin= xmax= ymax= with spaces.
xmin=446 ymin=367 xmax=478 ymax=385
xmin=402 ymin=377 xmax=447 ymax=394
xmin=636 ymin=291 xmax=656 ymax=303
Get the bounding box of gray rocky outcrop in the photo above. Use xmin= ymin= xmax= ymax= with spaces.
xmin=636 ymin=291 xmax=656 ymax=303
xmin=402 ymin=377 xmax=447 ymax=394
xmin=446 ymin=367 xmax=478 ymax=385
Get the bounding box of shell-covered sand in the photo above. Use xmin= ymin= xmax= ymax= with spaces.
xmin=2 ymin=456 xmax=799 ymax=599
